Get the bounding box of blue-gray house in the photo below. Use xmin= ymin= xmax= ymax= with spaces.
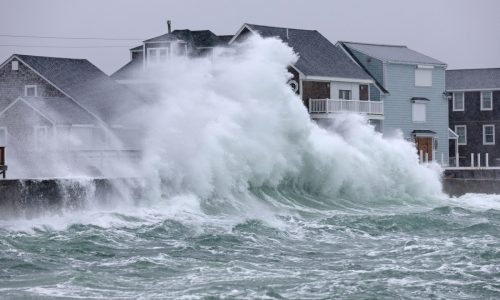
xmin=338 ymin=42 xmax=449 ymax=164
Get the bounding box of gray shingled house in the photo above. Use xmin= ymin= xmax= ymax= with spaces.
xmin=447 ymin=68 xmax=500 ymax=167
xmin=230 ymin=23 xmax=384 ymax=128
xmin=111 ymin=27 xmax=232 ymax=84
xmin=0 ymin=54 xmax=142 ymax=176
xmin=338 ymin=42 xmax=449 ymax=164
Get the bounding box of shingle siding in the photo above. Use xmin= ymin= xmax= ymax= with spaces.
xmin=0 ymin=58 xmax=65 ymax=111
xmin=449 ymin=90 xmax=500 ymax=166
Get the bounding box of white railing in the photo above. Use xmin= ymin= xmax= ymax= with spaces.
xmin=309 ymin=99 xmax=384 ymax=115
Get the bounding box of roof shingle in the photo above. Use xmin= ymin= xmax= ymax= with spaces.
xmin=446 ymin=68 xmax=500 ymax=91
xmin=243 ymin=24 xmax=372 ymax=80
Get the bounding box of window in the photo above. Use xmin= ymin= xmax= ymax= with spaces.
xmin=147 ymin=47 xmax=169 ymax=65
xmin=415 ymin=67 xmax=432 ymax=87
xmin=0 ymin=127 xmax=7 ymax=146
xmin=455 ymin=125 xmax=467 ymax=145
xmin=481 ymin=91 xmax=493 ymax=111
xmin=11 ymin=60 xmax=18 ymax=71
xmin=339 ymin=90 xmax=351 ymax=100
xmin=34 ymin=126 xmax=48 ymax=150
xmin=24 ymin=85 xmax=37 ymax=97
xmin=412 ymin=103 xmax=426 ymax=122
xmin=453 ymin=92 xmax=464 ymax=111
xmin=483 ymin=124 xmax=495 ymax=145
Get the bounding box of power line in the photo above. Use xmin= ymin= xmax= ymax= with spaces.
xmin=0 ymin=44 xmax=134 ymax=48
xmin=0 ymin=34 xmax=143 ymax=41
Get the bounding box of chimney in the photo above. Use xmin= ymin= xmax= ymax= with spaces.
xmin=167 ymin=20 xmax=172 ymax=33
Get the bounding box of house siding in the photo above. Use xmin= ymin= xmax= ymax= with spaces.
xmin=0 ymin=101 xmax=53 ymax=150
xmin=347 ymin=48 xmax=383 ymax=102
xmin=449 ymin=90 xmax=500 ymax=166
xmin=302 ymin=81 xmax=330 ymax=108
xmin=384 ymin=63 xmax=449 ymax=163
xmin=0 ymin=58 xmax=65 ymax=110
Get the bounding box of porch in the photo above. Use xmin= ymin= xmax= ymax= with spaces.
xmin=308 ymin=99 xmax=384 ymax=118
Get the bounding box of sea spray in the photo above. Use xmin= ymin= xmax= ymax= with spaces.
xmin=138 ymin=36 xmax=443 ymax=211
xmin=0 ymin=36 xmax=498 ymax=300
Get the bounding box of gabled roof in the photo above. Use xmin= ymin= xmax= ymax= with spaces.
xmin=130 ymin=45 xmax=143 ymax=51
xmin=14 ymin=54 xmax=141 ymax=123
xmin=340 ymin=41 xmax=446 ymax=66
xmin=446 ymin=68 xmax=500 ymax=91
xmin=143 ymin=30 xmax=230 ymax=47
xmin=0 ymin=96 xmax=99 ymax=125
xmin=111 ymin=58 xmax=143 ymax=80
xmin=234 ymin=24 xmax=372 ymax=81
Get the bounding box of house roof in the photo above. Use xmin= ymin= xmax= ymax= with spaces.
xmin=111 ymin=58 xmax=143 ymax=80
xmin=18 ymin=97 xmax=98 ymax=125
xmin=446 ymin=68 xmax=500 ymax=91
xmin=240 ymin=24 xmax=372 ymax=80
xmin=130 ymin=45 xmax=143 ymax=51
xmin=143 ymin=30 xmax=230 ymax=47
xmin=340 ymin=41 xmax=446 ymax=66
xmin=14 ymin=54 xmax=141 ymax=123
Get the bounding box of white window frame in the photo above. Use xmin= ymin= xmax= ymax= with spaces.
xmin=0 ymin=127 xmax=7 ymax=146
xmin=147 ymin=47 xmax=170 ymax=65
xmin=452 ymin=92 xmax=464 ymax=111
xmin=412 ymin=103 xmax=427 ymax=123
xmin=415 ymin=67 xmax=433 ymax=87
xmin=339 ymin=89 xmax=352 ymax=100
xmin=481 ymin=91 xmax=493 ymax=111
xmin=24 ymin=85 xmax=38 ymax=97
xmin=11 ymin=60 xmax=18 ymax=71
xmin=483 ymin=124 xmax=495 ymax=145
xmin=455 ymin=125 xmax=467 ymax=145
xmin=34 ymin=125 xmax=48 ymax=150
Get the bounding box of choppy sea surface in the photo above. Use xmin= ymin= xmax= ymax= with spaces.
xmin=1 ymin=190 xmax=499 ymax=299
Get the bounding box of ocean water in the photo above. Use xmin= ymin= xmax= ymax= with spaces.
xmin=0 ymin=191 xmax=499 ymax=299
xmin=1 ymin=37 xmax=499 ymax=299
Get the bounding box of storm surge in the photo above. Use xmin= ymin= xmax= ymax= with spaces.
xmin=138 ymin=36 xmax=441 ymax=208
xmin=2 ymin=37 xmax=498 ymax=300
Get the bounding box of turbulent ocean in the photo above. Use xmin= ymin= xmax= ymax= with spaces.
xmin=1 ymin=37 xmax=499 ymax=299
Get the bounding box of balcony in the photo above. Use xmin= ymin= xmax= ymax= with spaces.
xmin=308 ymin=99 xmax=384 ymax=118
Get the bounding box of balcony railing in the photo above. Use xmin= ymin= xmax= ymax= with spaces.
xmin=309 ymin=99 xmax=384 ymax=115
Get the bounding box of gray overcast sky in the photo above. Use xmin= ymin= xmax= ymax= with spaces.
xmin=1 ymin=0 xmax=499 ymax=75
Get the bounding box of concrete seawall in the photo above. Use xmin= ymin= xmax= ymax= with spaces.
xmin=442 ymin=168 xmax=500 ymax=197
xmin=0 ymin=178 xmax=142 ymax=218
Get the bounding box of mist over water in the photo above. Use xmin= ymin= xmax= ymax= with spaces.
xmin=1 ymin=37 xmax=499 ymax=299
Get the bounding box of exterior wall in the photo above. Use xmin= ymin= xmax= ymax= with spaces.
xmin=0 ymin=101 xmax=53 ymax=150
xmin=302 ymin=81 xmax=330 ymax=108
xmin=449 ymin=90 xmax=500 ymax=166
xmin=347 ymin=48 xmax=383 ymax=102
xmin=287 ymin=66 xmax=300 ymax=95
xmin=131 ymin=51 xmax=143 ymax=61
xmin=330 ymin=81 xmax=366 ymax=100
xmin=0 ymin=58 xmax=64 ymax=110
xmin=383 ymin=63 xmax=449 ymax=163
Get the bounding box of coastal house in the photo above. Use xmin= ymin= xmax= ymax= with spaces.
xmin=446 ymin=68 xmax=500 ymax=167
xmin=338 ymin=42 xmax=449 ymax=164
xmin=0 ymin=54 xmax=142 ymax=176
xmin=229 ymin=24 xmax=384 ymax=129
xmin=112 ymin=22 xmax=232 ymax=85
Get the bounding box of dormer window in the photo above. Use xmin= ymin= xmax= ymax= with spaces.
xmin=147 ymin=47 xmax=169 ymax=65
xmin=12 ymin=60 xmax=19 ymax=71
xmin=24 ymin=85 xmax=37 ymax=97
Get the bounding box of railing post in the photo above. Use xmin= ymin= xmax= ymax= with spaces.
xmin=419 ymin=150 xmax=423 ymax=163
xmin=425 ymin=152 xmax=429 ymax=163
xmin=486 ymin=153 xmax=489 ymax=168
xmin=471 ymin=153 xmax=475 ymax=168
xmin=477 ymin=153 xmax=481 ymax=168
